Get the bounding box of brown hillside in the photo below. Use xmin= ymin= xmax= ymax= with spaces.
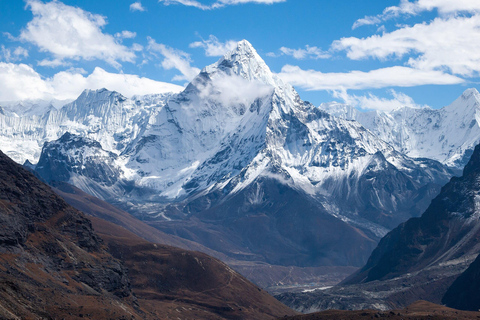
xmin=91 ymin=216 xmax=297 ymax=320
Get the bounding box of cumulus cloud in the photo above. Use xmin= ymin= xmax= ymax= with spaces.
xmin=333 ymin=89 xmax=428 ymax=111
xmin=277 ymin=65 xmax=464 ymax=91
xmin=130 ymin=1 xmax=146 ymax=11
xmin=353 ymin=0 xmax=480 ymax=29
xmin=278 ymin=45 xmax=331 ymax=60
xmin=0 ymin=62 xmax=183 ymax=102
xmin=159 ymin=0 xmax=285 ymax=10
xmin=335 ymin=15 xmax=480 ymax=77
xmin=189 ymin=35 xmax=238 ymax=57
xmin=20 ymin=0 xmax=135 ymax=68
xmin=148 ymin=38 xmax=200 ymax=81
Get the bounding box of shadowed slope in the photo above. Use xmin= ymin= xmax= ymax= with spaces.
xmin=442 ymin=252 xmax=480 ymax=311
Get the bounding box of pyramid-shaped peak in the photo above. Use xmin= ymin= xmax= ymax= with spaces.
xmin=232 ymin=39 xmax=258 ymax=56
xmin=442 ymin=87 xmax=480 ymax=115
xmin=203 ymin=39 xmax=279 ymax=87
xmin=461 ymin=88 xmax=480 ymax=100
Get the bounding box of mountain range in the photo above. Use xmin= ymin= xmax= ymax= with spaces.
xmin=320 ymin=89 xmax=480 ymax=169
xmin=1 ymin=40 xmax=479 ymax=286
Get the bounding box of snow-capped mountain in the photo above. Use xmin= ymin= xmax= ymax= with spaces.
xmin=0 ymin=89 xmax=171 ymax=164
xmin=21 ymin=40 xmax=453 ymax=267
xmin=320 ymin=88 xmax=480 ymax=168
xmin=0 ymin=99 xmax=69 ymax=116
xmin=35 ymin=132 xmax=126 ymax=200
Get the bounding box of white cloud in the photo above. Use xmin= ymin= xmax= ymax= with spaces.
xmin=115 ymin=31 xmax=137 ymax=39
xmin=277 ymin=65 xmax=464 ymax=91
xmin=148 ymin=38 xmax=200 ymax=81
xmin=132 ymin=43 xmax=144 ymax=52
xmin=38 ymin=58 xmax=70 ymax=67
xmin=335 ymin=15 xmax=480 ymax=77
xmin=279 ymin=45 xmax=330 ymax=60
xmin=159 ymin=0 xmax=285 ymax=10
xmin=160 ymin=0 xmax=208 ymax=10
xmin=353 ymin=0 xmax=480 ymax=29
xmin=130 ymin=1 xmax=146 ymax=11
xmin=333 ymin=89 xmax=428 ymax=111
xmin=0 ymin=63 xmax=53 ymax=101
xmin=196 ymin=72 xmax=274 ymax=108
xmin=189 ymin=35 xmax=238 ymax=57
xmin=0 ymin=62 xmax=183 ymax=102
xmin=20 ymin=0 xmax=135 ymax=68
xmin=1 ymin=46 xmax=29 ymax=62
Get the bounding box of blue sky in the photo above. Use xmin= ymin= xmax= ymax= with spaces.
xmin=0 ymin=0 xmax=479 ymax=110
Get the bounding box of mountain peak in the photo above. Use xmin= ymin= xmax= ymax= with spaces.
xmin=233 ymin=39 xmax=257 ymax=57
xmin=203 ymin=39 xmax=278 ymax=86
xmin=444 ymin=87 xmax=480 ymax=115
xmin=461 ymin=88 xmax=480 ymax=101
xmin=63 ymin=88 xmax=128 ymax=115
xmin=77 ymin=88 xmax=125 ymax=100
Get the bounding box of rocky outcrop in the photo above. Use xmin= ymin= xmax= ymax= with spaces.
xmin=0 ymin=150 xmax=140 ymax=318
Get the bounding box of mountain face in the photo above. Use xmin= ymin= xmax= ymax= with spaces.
xmin=3 ymin=40 xmax=453 ymax=269
xmin=320 ymin=88 xmax=480 ymax=169
xmin=282 ymin=301 xmax=480 ymax=320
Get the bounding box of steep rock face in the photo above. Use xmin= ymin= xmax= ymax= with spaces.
xmin=344 ymin=143 xmax=480 ymax=284
xmin=321 ymin=89 xmax=480 ymax=168
xmin=442 ymin=247 xmax=480 ymax=311
xmin=31 ymin=40 xmax=454 ymax=268
xmin=0 ymin=150 xmax=140 ymax=319
xmin=35 ymin=132 xmax=125 ymax=199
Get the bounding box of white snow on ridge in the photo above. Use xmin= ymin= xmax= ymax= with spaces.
xmin=320 ymin=88 xmax=480 ymax=168
xmin=0 ymin=88 xmax=172 ymax=164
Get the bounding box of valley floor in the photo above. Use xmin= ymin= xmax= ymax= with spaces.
xmin=282 ymin=300 xmax=480 ymax=320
